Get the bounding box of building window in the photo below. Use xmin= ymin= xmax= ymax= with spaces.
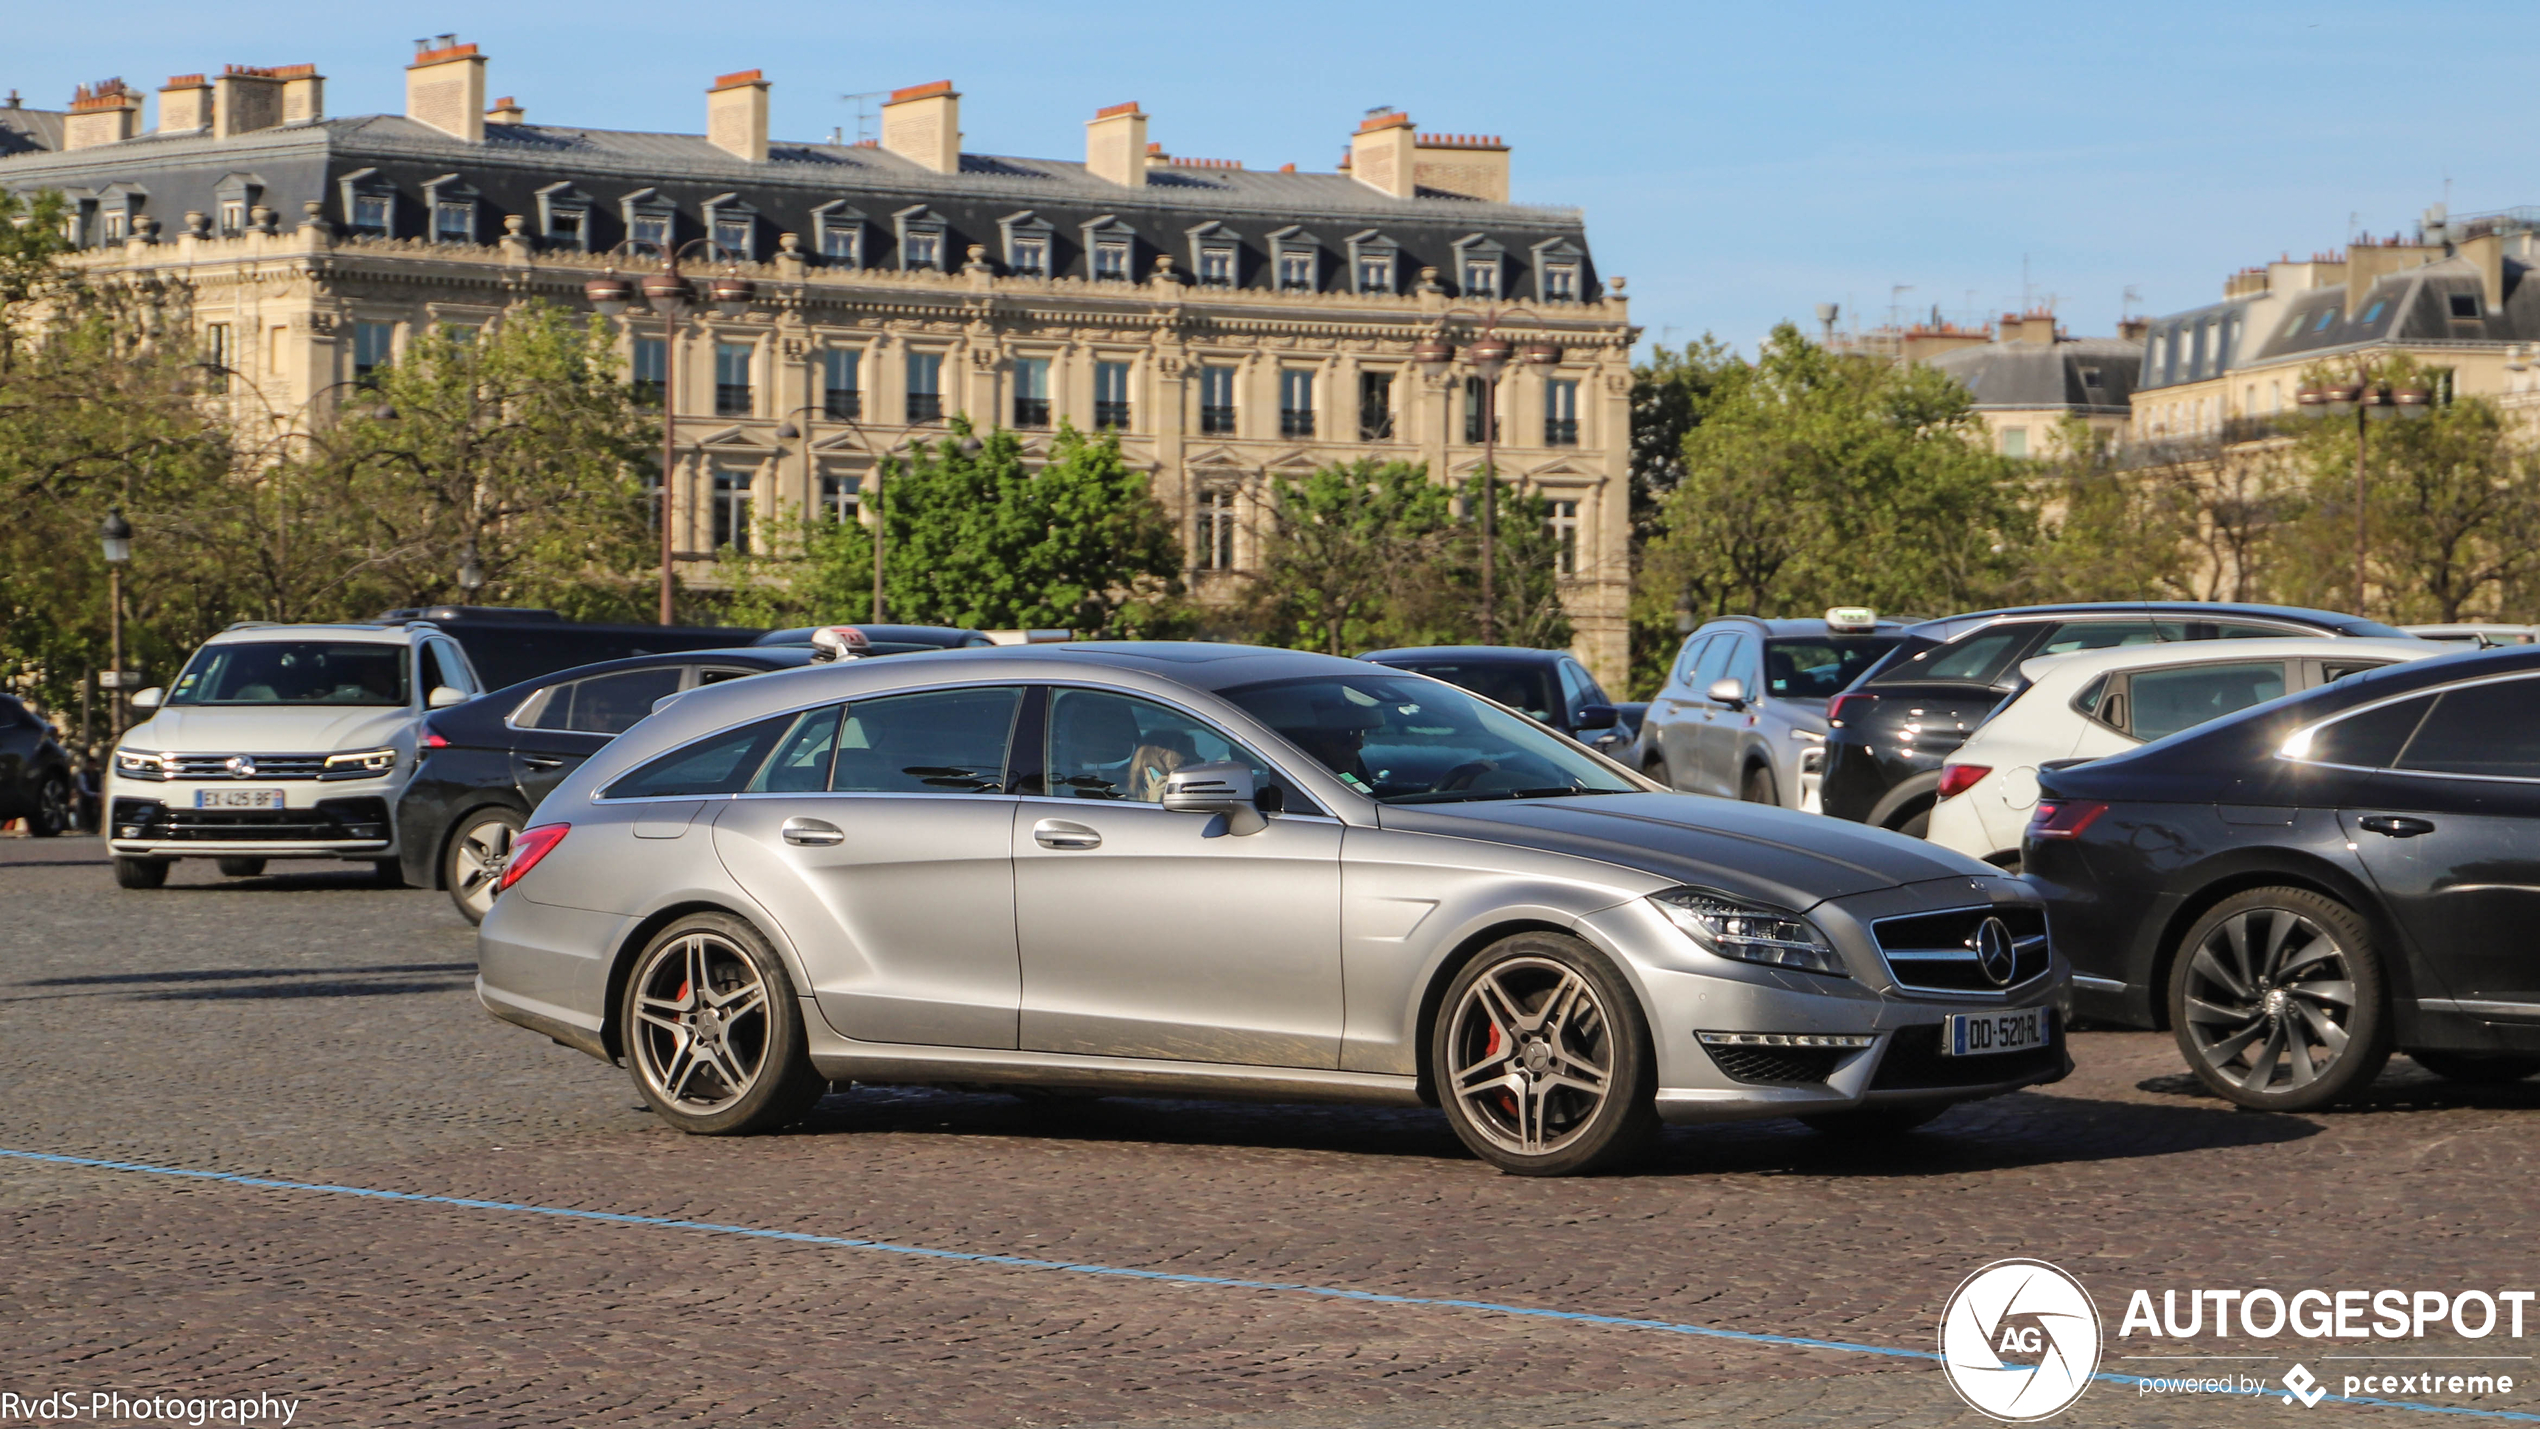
xmin=353 ymin=322 xmax=395 ymax=386
xmin=712 ymin=469 xmax=755 ymax=553
xmin=1093 ymin=241 xmax=1132 ymax=282
xmin=1279 ymin=369 xmax=1315 ymax=438
xmin=103 ymin=210 xmax=128 ymax=242
xmin=434 ymin=202 xmax=472 ymax=244
xmin=1194 ymin=489 xmax=1237 ymax=572
xmin=631 ymin=213 xmax=670 ymax=249
xmin=2001 ymin=427 xmax=2029 ymax=458
xmin=821 ymin=224 xmax=859 ymax=263
xmin=202 ymin=323 xmax=231 ymax=392
xmin=643 ymin=465 xmax=664 ymax=533
xmin=715 ymin=342 xmax=753 ymax=417
xmin=1356 ymin=253 xmax=1393 ymax=293
xmin=1010 ymin=236 xmax=1048 ymax=277
xmin=1094 ymin=361 xmax=1132 ymax=430
xmin=1013 ymin=357 xmax=1052 ymax=428
xmin=906 ymin=352 xmax=943 ymax=422
xmin=2080 ymin=366 xmax=2103 ymax=391
xmin=2449 ymin=292 xmax=2482 ymax=320
xmin=1277 ymin=250 xmax=1315 ymax=292
xmin=218 ymin=201 xmax=246 ymax=235
xmin=1198 ymin=366 xmax=1236 ymax=435
xmin=1548 ymin=499 xmax=1579 ymax=576
xmin=712 ymin=214 xmax=752 ymax=259
xmin=1197 ymin=246 xmax=1234 ymax=286
xmin=1463 ymin=375 xmax=1496 ymax=444
xmin=823 ymin=348 xmax=861 ymax=420
xmin=351 ymin=194 xmax=390 ymax=235
xmin=632 ymin=337 xmax=666 ymax=406
xmin=1461 ymin=258 xmax=1499 ymax=297
xmin=2312 ymin=307 xmax=2339 ymax=333
xmin=546 ymin=210 xmax=583 ymax=246
xmin=820 ymin=472 xmax=860 ymax=524
xmin=1544 ymin=378 xmax=1578 ymax=447
xmin=903 ymin=230 xmax=942 ymax=269
xmin=1542 ymin=263 xmax=1578 ymax=301
xmin=1358 ymin=370 xmax=1394 ymax=441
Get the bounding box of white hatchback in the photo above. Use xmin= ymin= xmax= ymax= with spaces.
xmin=1926 ymin=637 xmax=2443 ymax=870
xmin=103 ymin=621 xmax=483 ymax=888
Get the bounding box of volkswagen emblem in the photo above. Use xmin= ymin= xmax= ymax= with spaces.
xmin=225 ymin=755 xmax=257 ymax=780
xmin=1970 ymin=917 xmax=2018 ymax=988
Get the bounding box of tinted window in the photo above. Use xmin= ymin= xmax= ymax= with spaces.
xmin=751 ymin=706 xmax=843 ymax=793
xmin=1900 ymin=628 xmax=2030 ymax=686
xmin=2037 ymin=620 xmax=2162 ymax=656
xmin=1556 ymin=661 xmax=1597 ymax=720
xmin=2396 ymin=679 xmax=2540 ymax=779
xmin=1046 ymin=689 xmax=1289 ymax=805
xmin=1764 ymin=635 xmax=1901 ymax=699
xmin=1391 ymin=663 xmax=1557 ymax=723
xmin=830 ymin=686 xmax=1020 ymax=794
xmin=426 ymin=641 xmax=475 ymax=694
xmin=606 ymin=714 xmax=794 ymax=798
xmin=696 ymin=666 xmax=762 ymax=686
xmin=170 ymin=642 xmax=410 ymax=706
xmin=1224 ymin=673 xmax=1638 ymax=804
xmin=2298 ymin=695 xmax=2435 ymax=768
xmin=2126 ymin=661 xmax=2287 ymax=742
xmin=535 ymin=667 xmax=683 ymax=735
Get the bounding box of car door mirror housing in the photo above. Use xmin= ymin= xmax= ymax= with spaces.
xmin=1707 ymin=677 xmax=1747 ymax=709
xmin=1575 ymin=703 xmax=1619 ymax=731
xmin=428 ymin=685 xmax=470 ymax=709
xmin=130 ymin=687 xmax=164 ymax=711
xmin=1161 ymin=760 xmax=1268 ymax=835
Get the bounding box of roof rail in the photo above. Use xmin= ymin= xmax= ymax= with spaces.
xmin=221 ymin=621 xmax=284 ymax=631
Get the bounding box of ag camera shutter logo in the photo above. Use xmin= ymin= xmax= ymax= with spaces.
xmin=1940 ymin=1258 xmax=2104 ymax=1421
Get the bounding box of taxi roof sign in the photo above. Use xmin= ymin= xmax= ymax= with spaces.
xmin=1825 ymin=606 xmax=1879 ymax=633
xmin=809 ymin=625 xmax=874 ymax=661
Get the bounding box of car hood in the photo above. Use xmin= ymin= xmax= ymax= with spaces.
xmin=1375 ymin=793 xmax=1995 ymax=911
xmin=123 ymin=704 xmax=416 ymax=753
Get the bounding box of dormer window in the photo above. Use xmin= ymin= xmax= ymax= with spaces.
xmin=1279 ymin=253 xmax=1313 ymax=289
xmin=1454 ymin=234 xmax=1507 ymax=299
xmin=1082 ymin=215 xmax=1138 ymax=283
xmin=1187 ymin=221 xmax=1239 ymax=288
xmin=999 ymin=210 xmax=1054 ymax=277
xmin=423 ymin=174 xmax=480 ymax=246
xmin=213 ymin=174 xmax=264 ymax=238
xmin=219 ymin=201 xmax=245 ymax=234
xmin=703 ymin=193 xmax=759 ymax=261
xmin=811 ymin=200 xmax=865 ymax=267
xmin=1542 ymin=262 xmax=1578 ymax=301
xmin=1462 ymin=258 xmax=1499 ymax=297
xmin=341 ymin=168 xmax=395 ymax=236
xmin=1268 ymin=227 xmax=1320 ymax=292
xmin=895 ymin=205 xmax=949 ymax=271
xmin=1531 ymin=236 xmax=1585 ymax=303
xmin=1346 ymin=230 xmax=1399 ymax=295
xmin=536 ymin=183 xmax=592 ymax=251
xmin=632 ymin=214 xmax=669 ymax=247
xmin=906 ymin=232 xmax=940 ymax=267
xmin=102 ymin=210 xmax=128 ymax=242
xmin=621 ymin=188 xmax=676 ymax=253
xmin=1094 ymin=241 xmax=1130 ymax=281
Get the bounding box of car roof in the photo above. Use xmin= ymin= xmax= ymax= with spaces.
xmin=1686 ymin=617 xmax=1912 ymax=639
xmin=1359 ymin=646 xmax=1571 ymax=666
xmin=753 ymin=624 xmax=989 ymax=648
xmin=205 ymin=622 xmax=422 ymax=646
xmin=1903 ymin=602 xmax=2403 ymax=640
xmin=2012 ymin=636 xmax=2446 ymax=691
xmin=471 ymin=646 xmax=819 ymax=704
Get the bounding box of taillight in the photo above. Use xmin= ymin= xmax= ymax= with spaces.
xmin=2028 ymin=800 xmax=2108 ymax=840
xmin=497 ymin=823 xmax=570 ymax=892
xmin=1827 ymin=693 xmax=1877 ymax=728
xmin=422 ymin=730 xmax=450 ymax=749
xmin=1937 ymin=763 xmax=1992 ymax=800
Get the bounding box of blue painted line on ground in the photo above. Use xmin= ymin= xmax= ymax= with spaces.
xmin=7 ymin=1145 xmax=2535 ymax=1422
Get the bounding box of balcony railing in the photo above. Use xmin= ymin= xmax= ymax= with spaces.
xmin=1094 ymin=400 xmax=1130 ymax=431
xmin=906 ymin=393 xmax=943 ymax=423
xmin=1280 ymin=409 xmax=1315 ymax=439
xmin=1360 ymin=410 xmax=1395 ymax=442
xmin=1544 ymin=417 xmax=1578 ymax=447
xmin=824 ymin=390 xmax=861 ymax=421
xmin=716 ymin=383 xmax=753 ymax=417
xmin=1200 ymin=405 xmax=1236 ymax=435
xmin=1014 ymin=397 xmax=1051 ymax=429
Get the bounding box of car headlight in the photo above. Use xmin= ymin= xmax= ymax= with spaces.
xmin=1650 ymin=887 xmax=1848 ymax=977
xmin=113 ymin=748 xmax=169 ymax=781
xmin=322 ymin=747 xmax=398 ymax=779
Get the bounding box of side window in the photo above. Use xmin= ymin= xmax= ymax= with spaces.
xmin=542 ymin=667 xmax=685 ymax=735
xmin=1046 ymin=688 xmax=1294 ymax=808
xmin=2123 ymin=661 xmax=2287 ymax=742
xmin=1691 ymin=636 xmax=1736 ymax=694
xmin=695 ymin=665 xmax=760 ymax=686
xmin=426 ymin=640 xmax=476 ymax=695
xmin=2036 ymin=620 xmax=2162 ymax=657
xmin=1556 ymin=661 xmax=1595 ymax=720
xmin=1673 ymin=635 xmax=1715 ymax=688
xmin=750 ymin=706 xmax=843 ymax=793
xmin=2319 ymin=659 xmax=2390 ymax=685
xmin=605 ymin=713 xmax=796 ymax=798
xmin=2395 ymin=679 xmax=2540 ymax=779
xmin=831 ymin=686 xmax=1021 ymax=794
xmin=2293 ymin=694 xmax=2436 ymax=769
xmin=1719 ymin=635 xmax=1758 ymax=698
xmin=1910 ymin=628 xmax=2029 ymax=685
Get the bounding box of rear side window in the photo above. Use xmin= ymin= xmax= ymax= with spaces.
xmin=1691 ymin=635 xmax=1737 ymax=691
xmin=605 ymin=713 xmax=796 ymax=798
xmin=2036 ymin=620 xmax=2162 ymax=656
xmin=2294 ymin=694 xmax=2435 ymax=769
xmin=1396 ymin=663 xmax=1557 ymax=722
xmin=532 ymin=667 xmax=684 ymax=735
xmin=2395 ymin=678 xmax=2540 ymax=779
xmin=1765 ymin=636 xmax=1900 ymax=699
xmin=425 ymin=640 xmax=476 ymax=695
xmin=2124 ymin=661 xmax=2287 ymax=742
xmin=831 ymin=686 xmax=1022 ymax=794
xmin=1673 ymin=635 xmax=1715 ymax=687
xmin=1899 ymin=628 xmax=2030 ymax=686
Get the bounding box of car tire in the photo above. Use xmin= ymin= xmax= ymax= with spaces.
xmin=1740 ymin=763 xmax=1779 ymax=806
xmin=215 ymin=857 xmax=267 ymax=878
xmin=27 ymin=774 xmax=70 ymax=838
xmin=370 ymin=859 xmax=407 ymax=888
xmin=1432 ymin=931 xmax=1659 ymax=1177
xmin=1799 ymin=1101 xmax=1948 ymax=1137
xmin=1642 ymin=753 xmax=1675 ymax=791
xmin=1889 ymin=800 xmax=1932 ymax=839
xmin=443 ymin=806 xmax=526 ymax=926
xmin=621 ymin=912 xmax=828 ymax=1136
xmin=113 ymin=857 xmax=169 ymax=890
xmin=2408 ymin=1050 xmax=2540 ymax=1084
xmin=2168 ymin=886 xmax=2391 ymax=1112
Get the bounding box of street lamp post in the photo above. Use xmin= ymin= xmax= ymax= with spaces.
xmin=99 ymin=510 xmax=132 ymax=738
xmin=1416 ymin=307 xmax=1558 ymax=645
xmin=2299 ymin=364 xmax=2432 ymax=617
xmin=456 ymin=542 xmax=486 ymax=603
xmin=587 ymin=241 xmax=757 ymax=625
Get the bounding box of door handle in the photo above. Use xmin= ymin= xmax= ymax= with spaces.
xmin=1033 ymin=818 xmax=1102 ymax=850
xmin=522 ymin=754 xmax=568 ymax=770
xmin=2359 ymin=815 xmax=2436 ymax=839
xmin=780 ymin=816 xmax=845 ymax=847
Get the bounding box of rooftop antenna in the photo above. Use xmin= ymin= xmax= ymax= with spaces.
xmin=2021 ymin=253 xmax=2031 ymax=314
xmin=1887 ymin=283 xmax=1913 ymax=330
xmin=837 ymin=90 xmax=888 ymax=145
xmin=2121 ymin=284 xmax=2142 ymax=320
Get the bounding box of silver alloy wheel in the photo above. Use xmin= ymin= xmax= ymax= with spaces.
xmin=630 ymin=931 xmax=774 ymax=1114
xmin=1445 ymin=955 xmax=1618 ymax=1157
xmin=2179 ymin=906 xmax=2358 ymax=1094
xmin=33 ymin=776 xmax=70 ymax=836
xmin=449 ymin=815 xmax=517 ymax=920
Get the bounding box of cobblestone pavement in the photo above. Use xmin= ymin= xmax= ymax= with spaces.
xmin=4 ymin=837 xmax=2537 ymax=1427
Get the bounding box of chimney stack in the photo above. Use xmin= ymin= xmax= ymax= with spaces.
xmin=158 ymin=74 xmax=212 ymax=133
xmin=485 ymin=95 xmax=524 ymax=125
xmin=64 ymin=79 xmax=141 ymax=149
xmin=276 ymin=63 xmax=324 ymax=124
xmin=1085 ymin=101 xmax=1147 ymax=187
xmin=880 ymin=80 xmax=959 ymax=174
xmin=1349 ymin=110 xmax=1416 ymax=198
xmin=706 ymin=70 xmax=769 ymax=162
xmin=214 ymin=65 xmax=290 ymax=137
xmin=405 ymin=38 xmax=485 ymax=142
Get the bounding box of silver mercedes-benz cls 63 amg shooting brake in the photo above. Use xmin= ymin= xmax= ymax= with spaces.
xmin=478 ymin=644 xmax=2070 ymax=1175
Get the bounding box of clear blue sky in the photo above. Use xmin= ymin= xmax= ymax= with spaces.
xmin=17 ymin=0 xmax=2532 ymax=356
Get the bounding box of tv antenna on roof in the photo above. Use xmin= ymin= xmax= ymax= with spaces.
xmin=838 ymin=90 xmax=888 ymax=145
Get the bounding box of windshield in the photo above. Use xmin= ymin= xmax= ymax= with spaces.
xmin=1222 ymin=673 xmax=1640 ymax=804
xmin=169 ymin=641 xmax=411 ymax=707
xmin=1378 ymin=662 xmax=1558 ymax=723
xmin=1763 ymin=636 xmax=1901 ymax=700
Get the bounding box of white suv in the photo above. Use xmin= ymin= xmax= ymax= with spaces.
xmin=104 ymin=622 xmax=483 ymax=888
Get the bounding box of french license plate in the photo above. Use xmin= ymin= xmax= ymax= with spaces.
xmin=195 ymin=788 xmax=285 ymax=811
xmin=1944 ymin=1006 xmax=2048 ymax=1057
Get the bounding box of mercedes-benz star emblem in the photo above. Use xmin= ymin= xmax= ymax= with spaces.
xmin=1971 ymin=917 xmax=2017 ymax=987
xmin=225 ymin=755 xmax=256 ymax=780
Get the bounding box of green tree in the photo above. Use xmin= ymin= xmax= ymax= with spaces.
xmin=1627 ymin=335 xmax=1735 ymax=536
xmin=2014 ymin=418 xmax=2197 ymax=603
xmin=1244 ymin=459 xmax=1462 ymax=655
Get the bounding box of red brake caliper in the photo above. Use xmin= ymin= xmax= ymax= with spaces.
xmin=1485 ymin=1020 xmax=1520 ymax=1118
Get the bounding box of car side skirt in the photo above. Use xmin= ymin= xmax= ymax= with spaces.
xmin=803 ymin=1034 xmax=1427 ymax=1108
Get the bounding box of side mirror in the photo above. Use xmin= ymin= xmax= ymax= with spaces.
xmin=130 ymin=687 xmax=164 ymax=712
xmin=1574 ymin=703 xmax=1618 ymax=731
xmin=428 ymin=685 xmax=470 ymax=709
xmin=1161 ymin=760 xmax=1268 ymax=835
xmin=1707 ymin=677 xmax=1748 ymax=709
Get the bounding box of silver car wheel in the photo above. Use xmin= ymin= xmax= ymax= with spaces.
xmin=447 ymin=812 xmax=518 ymax=922
xmin=630 ymin=932 xmax=774 ymax=1115
xmin=1445 ymin=955 xmax=1617 ymax=1158
xmin=2180 ymin=907 xmax=2357 ymax=1095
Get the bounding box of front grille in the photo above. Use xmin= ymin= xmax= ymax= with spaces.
xmin=1704 ymin=1044 xmax=1848 ymax=1085
xmin=110 ymin=796 xmax=390 ymax=844
xmin=1871 ymin=1016 xmax=2062 ymax=1090
xmin=166 ymin=753 xmax=332 ymax=781
xmin=1873 ymin=905 xmax=2051 ymax=993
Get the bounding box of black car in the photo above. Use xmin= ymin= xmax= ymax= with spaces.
xmin=1819 ymin=602 xmax=2409 ymax=835
xmin=2024 ymin=643 xmax=2540 ymax=1110
xmin=1357 ymin=645 xmax=1623 ymax=745
xmin=0 ymin=695 xmax=74 ymax=837
xmin=378 ymin=606 xmax=766 ymax=690
xmin=752 ymin=623 xmax=997 ymax=655
xmin=398 ymin=647 xmax=821 ymax=921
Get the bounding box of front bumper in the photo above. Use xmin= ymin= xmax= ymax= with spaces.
xmin=105 ymin=778 xmax=399 ymax=859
